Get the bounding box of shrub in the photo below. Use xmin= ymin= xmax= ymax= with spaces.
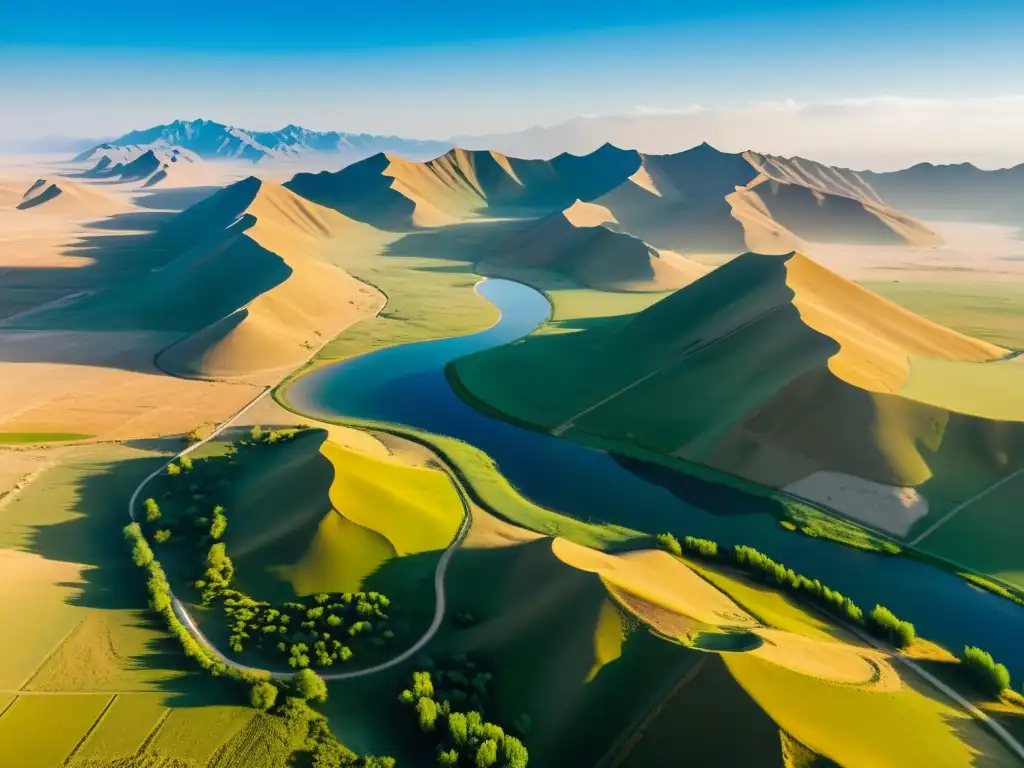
xmin=868 ymin=605 xmax=915 ymax=648
xmin=295 ymin=668 xmax=328 ymax=703
xmin=209 ymin=507 xmax=228 ymax=540
xmin=166 ymin=463 xmax=181 ymax=476
xmin=179 ymin=456 xmax=193 ymax=471
xmin=961 ymin=646 xmax=1011 ymax=697
xmin=475 ymin=739 xmax=498 ymax=768
xmin=417 ymin=697 xmax=438 ymax=732
xmin=502 ymin=736 xmax=529 ymax=768
xmin=143 ymin=498 xmax=161 ymax=522
xmin=655 ymin=533 xmax=682 ymax=556
xmin=448 ymin=711 xmax=468 ymax=747
xmin=251 ymin=425 xmax=264 ymax=442
xmin=249 ymin=681 xmax=278 ymax=710
xmin=154 ymin=529 xmax=171 ymax=544
xmin=683 ymin=536 xmax=718 ymax=558
xmin=438 ymin=748 xmax=459 ymax=767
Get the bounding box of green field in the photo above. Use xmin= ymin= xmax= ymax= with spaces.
xmin=0 ymin=693 xmax=112 ymax=768
xmin=864 ymin=279 xmax=1024 ymax=349
xmin=0 ymin=432 xmax=92 ymax=444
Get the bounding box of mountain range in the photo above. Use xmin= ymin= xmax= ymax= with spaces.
xmin=76 ymin=119 xmax=452 ymax=164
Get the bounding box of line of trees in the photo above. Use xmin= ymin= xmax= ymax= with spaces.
xmin=960 ymin=646 xmax=1012 ymax=697
xmin=398 ymin=658 xmax=529 ymax=768
xmin=656 ymin=533 xmax=917 ymax=648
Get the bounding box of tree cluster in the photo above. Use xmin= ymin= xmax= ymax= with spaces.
xmin=398 ymin=659 xmax=529 ymax=768
xmin=277 ymin=695 xmax=395 ymax=768
xmin=867 ymin=605 xmax=915 ymax=648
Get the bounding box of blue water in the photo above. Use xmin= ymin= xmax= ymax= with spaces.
xmin=290 ymin=278 xmax=1024 ymax=678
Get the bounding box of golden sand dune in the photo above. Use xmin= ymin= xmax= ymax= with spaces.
xmin=587 ymin=143 xmax=941 ymax=254
xmin=285 ymin=143 xmax=642 ymax=229
xmin=83 ymin=147 xmax=210 ymax=188
xmin=489 ymin=200 xmax=708 ymax=291
xmin=154 ymin=178 xmax=382 ymax=379
xmin=14 ymin=178 xmax=131 ymax=216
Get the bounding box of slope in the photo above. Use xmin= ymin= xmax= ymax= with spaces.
xmin=591 ymin=143 xmax=941 ymax=253
xmin=487 ymin=200 xmax=708 ymax=291
xmin=452 ymin=251 xmax=1024 ymax=549
xmin=285 ymin=144 xmax=643 ymax=229
xmin=25 ymin=176 xmax=381 ymax=379
xmin=15 ymin=178 xmax=130 ymax=216
xmin=82 ymin=147 xmax=208 ymax=187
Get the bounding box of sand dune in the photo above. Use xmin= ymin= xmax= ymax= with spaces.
xmin=81 ymin=147 xmax=210 ymax=188
xmin=14 ymin=178 xmax=130 ymax=216
xmin=489 ymin=200 xmax=707 ymax=291
xmin=589 ymin=144 xmax=942 ymax=254
xmin=285 ymin=144 xmax=643 ymax=229
xmin=27 ymin=177 xmax=381 ymax=380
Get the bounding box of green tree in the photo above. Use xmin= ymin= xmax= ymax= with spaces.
xmin=295 ymin=668 xmax=328 ymax=703
xmin=475 ymin=739 xmax=498 ymax=768
xmin=417 ymin=697 xmax=439 ymax=732
xmin=438 ymin=748 xmax=459 ymax=767
xmin=655 ymin=532 xmax=681 ymax=556
xmin=961 ymin=646 xmax=1011 ymax=697
xmin=209 ymin=507 xmax=228 ymax=540
xmin=154 ymin=529 xmax=171 ymax=544
xmin=249 ymin=681 xmax=278 ymax=710
xmin=447 ymin=711 xmax=468 ymax=747
xmin=412 ymin=670 xmax=434 ymax=699
xmin=166 ymin=463 xmax=181 ymax=476
xmin=398 ymin=689 xmax=414 ymax=705
xmin=502 ymin=736 xmax=529 ymax=768
xmin=143 ymin=497 xmax=161 ymax=522
xmin=179 ymin=456 xmax=193 ymax=471
xmin=250 ymin=425 xmax=264 ymax=442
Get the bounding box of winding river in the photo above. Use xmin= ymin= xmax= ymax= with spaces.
xmin=288 ymin=278 xmax=1024 ymax=679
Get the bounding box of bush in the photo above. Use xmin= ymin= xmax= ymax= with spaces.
xmin=448 ymin=711 xmax=468 ymax=747
xmin=143 ymin=498 xmax=161 ymax=522
xmin=438 ymin=748 xmax=459 ymax=767
xmin=209 ymin=507 xmax=228 ymax=540
xmin=867 ymin=605 xmax=915 ymax=648
xmin=502 ymin=736 xmax=529 ymax=768
xmin=249 ymin=681 xmax=278 ymax=710
xmin=179 ymin=456 xmax=193 ymax=471
xmin=295 ymin=668 xmax=328 ymax=703
xmin=475 ymin=739 xmax=498 ymax=768
xmin=961 ymin=646 xmax=1011 ymax=697
xmin=655 ymin=533 xmax=681 ymax=556
xmin=417 ymin=697 xmax=438 ymax=732
xmin=683 ymin=536 xmax=718 ymax=558
xmin=154 ymin=529 xmax=171 ymax=544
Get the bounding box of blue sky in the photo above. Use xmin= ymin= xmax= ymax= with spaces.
xmin=1 ymin=0 xmax=1023 ymax=140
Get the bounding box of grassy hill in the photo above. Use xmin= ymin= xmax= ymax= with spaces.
xmin=485 ymin=200 xmax=708 ymax=291
xmin=451 ymin=251 xmax=1024 ymax=583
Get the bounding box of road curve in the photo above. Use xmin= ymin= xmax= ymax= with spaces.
xmin=127 ymin=385 xmax=472 ymax=683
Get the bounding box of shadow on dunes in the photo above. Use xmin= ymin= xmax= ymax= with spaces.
xmin=132 ymin=185 xmax=223 ymax=212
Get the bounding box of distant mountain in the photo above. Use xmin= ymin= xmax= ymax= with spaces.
xmin=88 ymin=119 xmax=452 ymax=164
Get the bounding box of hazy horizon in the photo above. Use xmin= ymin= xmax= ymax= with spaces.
xmin=3 ymin=0 xmax=1024 ymax=168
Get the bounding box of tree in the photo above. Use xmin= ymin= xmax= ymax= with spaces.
xmin=438 ymin=749 xmax=459 ymax=767
xmin=294 ymin=668 xmax=328 ymax=703
xmin=179 ymin=456 xmax=193 ymax=471
xmin=961 ymin=646 xmax=1011 ymax=697
xmin=144 ymin=497 xmax=161 ymax=522
xmin=154 ymin=529 xmax=171 ymax=544
xmin=417 ymin=697 xmax=438 ymax=732
xmin=502 ymin=736 xmax=529 ymax=768
xmin=475 ymin=739 xmax=498 ymax=768
xmin=249 ymin=681 xmax=278 ymax=710
xmin=250 ymin=425 xmax=264 ymax=442
xmin=166 ymin=463 xmax=181 ymax=476
xmin=446 ymin=710 xmax=468 ymax=746
xmin=398 ymin=689 xmax=415 ymax=705
xmin=412 ymin=670 xmax=434 ymax=699
xmin=655 ymin=532 xmax=682 ymax=556
xmin=209 ymin=507 xmax=228 ymax=540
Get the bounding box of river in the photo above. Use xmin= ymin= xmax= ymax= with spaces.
xmin=288 ymin=278 xmax=1024 ymax=679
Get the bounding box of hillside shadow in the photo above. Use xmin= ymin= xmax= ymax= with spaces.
xmin=383 ymin=219 xmax=532 ymax=263
xmin=83 ymin=210 xmax=177 ymax=232
xmin=132 ymin=186 xmax=222 ymax=211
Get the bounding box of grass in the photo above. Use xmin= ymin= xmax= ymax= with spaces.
xmin=73 ymin=693 xmax=168 ymax=762
xmin=0 ymin=432 xmax=92 ymax=443
xmin=321 ymin=440 xmax=464 ymax=555
xmin=725 ymin=651 xmax=1014 ymax=766
xmin=0 ymin=693 xmax=113 ymax=768
xmin=863 ymin=279 xmax=1024 ymax=349
xmin=148 ymin=706 xmax=256 ymax=763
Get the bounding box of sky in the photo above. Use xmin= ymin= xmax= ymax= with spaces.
xmin=2 ymin=0 xmax=1024 ymax=163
